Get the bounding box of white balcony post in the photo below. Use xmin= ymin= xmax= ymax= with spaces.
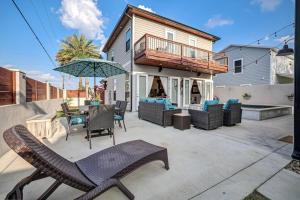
xmin=13 ymin=70 xmax=26 ymax=104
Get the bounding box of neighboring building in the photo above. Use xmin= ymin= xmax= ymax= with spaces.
xmin=103 ymin=5 xmax=228 ymax=111
xmin=214 ymin=44 xmax=294 ymax=87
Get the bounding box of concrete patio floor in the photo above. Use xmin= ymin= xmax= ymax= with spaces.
xmin=0 ymin=113 xmax=294 ymax=200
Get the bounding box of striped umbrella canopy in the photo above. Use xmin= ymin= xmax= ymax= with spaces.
xmin=54 ymin=58 xmax=127 ymax=78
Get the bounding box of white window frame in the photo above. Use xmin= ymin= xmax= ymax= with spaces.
xmin=233 ymin=58 xmax=243 ymax=74
xmin=169 ymin=77 xmax=181 ymax=106
xmin=125 ymin=28 xmax=131 ymax=52
xmin=136 ymin=73 xmax=148 ymax=110
xmin=165 ymin=29 xmax=175 ymax=41
xmin=183 ymin=78 xmax=191 ymax=107
xmin=189 ymin=36 xmax=197 ymax=58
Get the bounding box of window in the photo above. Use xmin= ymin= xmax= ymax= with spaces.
xmin=234 ymin=59 xmax=243 ymax=73
xmin=111 ymin=50 xmax=114 ymax=61
xmin=125 ymin=28 xmax=131 ymax=52
xmin=165 ymin=29 xmax=175 ymax=41
xmin=189 ymin=37 xmax=196 ymax=58
xmin=165 ymin=29 xmax=175 ymax=54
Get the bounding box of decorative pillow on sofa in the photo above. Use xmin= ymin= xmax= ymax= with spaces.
xmin=223 ymin=99 xmax=239 ymax=109
xmin=164 ymin=98 xmax=177 ymax=110
xmin=203 ymin=100 xmax=219 ymax=112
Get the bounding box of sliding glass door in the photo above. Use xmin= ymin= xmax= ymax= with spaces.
xmin=136 ymin=74 xmax=148 ymax=110
xmin=183 ymin=78 xmax=191 ymax=107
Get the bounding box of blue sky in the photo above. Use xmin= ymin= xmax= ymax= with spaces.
xmin=0 ymin=0 xmax=295 ymax=88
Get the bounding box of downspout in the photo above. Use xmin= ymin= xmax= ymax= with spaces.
xmin=125 ymin=12 xmax=134 ymax=112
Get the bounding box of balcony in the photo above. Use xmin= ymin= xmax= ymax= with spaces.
xmin=134 ymin=34 xmax=228 ymax=74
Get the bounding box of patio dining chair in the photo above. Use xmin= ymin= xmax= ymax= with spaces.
xmin=61 ymin=103 xmax=87 ymax=141
xmin=114 ymin=101 xmax=127 ymax=132
xmin=3 ymin=125 xmax=169 ymax=200
xmin=87 ymin=105 xmax=115 ymax=149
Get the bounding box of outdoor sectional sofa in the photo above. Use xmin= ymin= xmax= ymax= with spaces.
xmin=138 ymin=101 xmax=181 ymax=127
xmin=188 ymin=104 xmax=224 ymax=130
xmin=3 ymin=125 xmax=169 ymax=200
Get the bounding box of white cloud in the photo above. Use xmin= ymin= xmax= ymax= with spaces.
xmin=138 ymin=5 xmax=155 ymax=13
xmin=205 ymin=15 xmax=234 ymax=28
xmin=275 ymin=35 xmax=294 ymax=43
xmin=26 ymin=70 xmax=56 ymax=83
xmin=59 ymin=0 xmax=106 ymax=44
xmin=251 ymin=0 xmax=281 ymax=12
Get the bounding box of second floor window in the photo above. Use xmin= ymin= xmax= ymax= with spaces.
xmin=125 ymin=28 xmax=131 ymax=52
xmin=111 ymin=50 xmax=114 ymax=61
xmin=234 ymin=59 xmax=243 ymax=73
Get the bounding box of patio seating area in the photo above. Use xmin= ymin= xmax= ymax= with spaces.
xmin=0 ymin=112 xmax=293 ymax=200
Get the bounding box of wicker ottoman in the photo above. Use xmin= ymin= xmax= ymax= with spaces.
xmin=173 ymin=113 xmax=191 ymax=130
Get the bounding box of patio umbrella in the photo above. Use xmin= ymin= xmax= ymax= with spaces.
xmin=54 ymin=58 xmax=127 ymax=100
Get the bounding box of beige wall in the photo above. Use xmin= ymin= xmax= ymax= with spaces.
xmin=0 ymin=99 xmax=63 ymax=157
xmin=134 ymin=15 xmax=213 ymax=51
xmin=214 ymin=84 xmax=294 ymax=106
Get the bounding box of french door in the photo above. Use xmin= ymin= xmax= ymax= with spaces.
xmin=136 ymin=74 xmax=148 ymax=110
xmin=169 ymin=77 xmax=180 ymax=106
xmin=183 ymin=78 xmax=191 ymax=107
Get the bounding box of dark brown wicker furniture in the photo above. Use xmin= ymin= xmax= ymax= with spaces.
xmin=173 ymin=113 xmax=191 ymax=130
xmin=114 ymin=101 xmax=128 ymax=132
xmin=61 ymin=103 xmax=86 ymax=140
xmin=138 ymin=101 xmax=181 ymax=127
xmin=3 ymin=125 xmax=169 ymax=200
xmin=188 ymin=104 xmax=223 ymax=130
xmin=223 ymin=103 xmax=242 ymax=126
xmin=87 ymin=105 xmax=115 ymax=149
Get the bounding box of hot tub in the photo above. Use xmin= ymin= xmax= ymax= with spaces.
xmin=241 ymin=104 xmax=292 ymax=121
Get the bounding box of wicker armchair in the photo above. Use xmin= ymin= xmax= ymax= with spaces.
xmin=223 ymin=103 xmax=242 ymax=126
xmin=87 ymin=105 xmax=115 ymax=149
xmin=188 ymin=104 xmax=223 ymax=130
xmin=138 ymin=101 xmax=181 ymax=127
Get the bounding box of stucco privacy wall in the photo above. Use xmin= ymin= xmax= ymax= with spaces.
xmin=0 ymin=99 xmax=63 ymax=157
xmin=214 ymin=84 xmax=294 ymax=106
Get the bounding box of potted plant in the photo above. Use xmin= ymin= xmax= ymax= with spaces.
xmin=242 ymin=93 xmax=251 ymax=100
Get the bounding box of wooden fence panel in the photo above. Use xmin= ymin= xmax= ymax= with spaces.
xmin=26 ymin=78 xmax=47 ymax=102
xmin=50 ymin=86 xmax=57 ymax=99
xmin=0 ymin=67 xmax=15 ymax=105
xmin=37 ymin=81 xmax=46 ymax=100
xmin=67 ymin=90 xmax=86 ymax=98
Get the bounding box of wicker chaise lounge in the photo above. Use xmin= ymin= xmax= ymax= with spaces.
xmin=3 ymin=125 xmax=169 ymax=200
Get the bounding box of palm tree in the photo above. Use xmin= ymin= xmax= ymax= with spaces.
xmin=56 ymin=34 xmax=101 ymax=90
xmin=56 ymin=34 xmax=100 ymax=65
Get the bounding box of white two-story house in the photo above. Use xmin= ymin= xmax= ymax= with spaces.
xmin=103 ymin=5 xmax=228 ymax=111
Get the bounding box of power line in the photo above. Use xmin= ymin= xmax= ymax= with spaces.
xmin=28 ymin=0 xmax=56 ymax=48
xmin=11 ymin=0 xmax=57 ymax=68
xmin=220 ymin=22 xmax=295 ymax=54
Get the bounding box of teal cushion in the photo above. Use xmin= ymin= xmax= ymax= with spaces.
xmin=224 ymin=99 xmax=239 ymax=109
xmin=146 ymin=98 xmax=156 ymax=103
xmin=140 ymin=98 xmax=146 ymax=102
xmin=90 ymin=100 xmax=100 ymax=106
xmin=203 ymin=100 xmax=219 ymax=112
xmin=70 ymin=115 xmax=86 ymax=125
xmin=164 ymin=98 xmax=177 ymax=110
xmin=114 ymin=115 xmax=123 ymax=120
xmin=155 ymin=99 xmax=165 ymax=104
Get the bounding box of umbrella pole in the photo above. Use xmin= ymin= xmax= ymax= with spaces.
xmin=94 ymin=63 xmax=96 ymax=98
xmin=78 ymin=79 xmax=80 ymax=107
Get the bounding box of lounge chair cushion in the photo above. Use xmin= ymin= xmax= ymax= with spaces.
xmin=223 ymin=99 xmax=239 ymax=109
xmin=114 ymin=115 xmax=123 ymax=120
xmin=203 ymin=100 xmax=219 ymax=112
xmin=70 ymin=115 xmax=86 ymax=125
